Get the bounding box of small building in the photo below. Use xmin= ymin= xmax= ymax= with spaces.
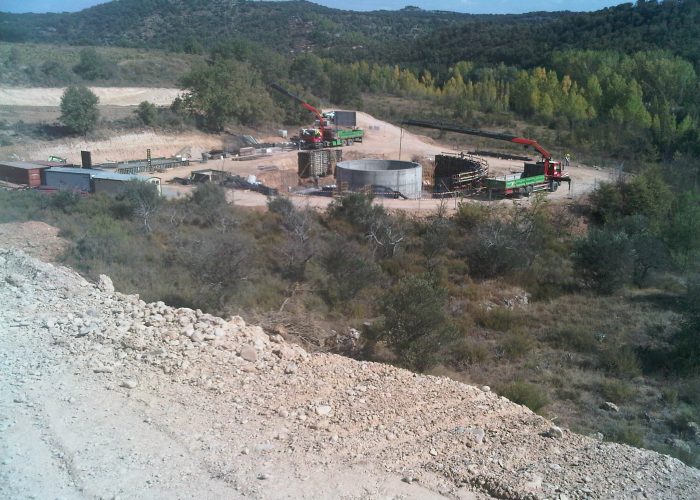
xmin=44 ymin=167 xmax=160 ymax=195
xmin=44 ymin=167 xmax=94 ymax=192
xmin=0 ymin=161 xmax=52 ymax=188
xmin=93 ymin=172 xmax=160 ymax=196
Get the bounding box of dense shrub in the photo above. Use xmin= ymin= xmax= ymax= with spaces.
xmin=498 ymin=381 xmax=549 ymax=412
xmin=544 ymin=325 xmax=599 ymax=353
xmin=599 ymin=345 xmax=642 ymax=378
xmin=599 ymin=378 xmax=637 ymax=403
xmin=378 ymin=275 xmax=454 ymax=370
xmin=500 ymin=331 xmax=533 ymax=360
xmin=473 ymin=307 xmax=515 ymax=331
xmin=573 ymin=228 xmax=634 ymax=293
xmin=669 ymin=281 xmax=700 ymax=375
xmin=604 ymin=422 xmax=645 ymax=448
xmin=73 ymin=48 xmax=114 ymax=81
xmin=59 ymin=86 xmax=99 ymax=135
xmin=449 ymin=338 xmax=489 ymax=368
xmin=136 ymin=101 xmax=158 ymax=126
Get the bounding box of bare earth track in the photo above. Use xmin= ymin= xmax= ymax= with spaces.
xmin=0 ymin=223 xmax=699 ymax=498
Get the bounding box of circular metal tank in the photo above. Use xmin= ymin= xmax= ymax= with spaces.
xmin=335 ymin=159 xmax=422 ymax=199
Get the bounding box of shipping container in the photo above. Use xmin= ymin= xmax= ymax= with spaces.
xmin=0 ymin=161 xmax=51 ymax=187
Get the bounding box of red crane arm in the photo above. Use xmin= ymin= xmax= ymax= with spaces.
xmin=510 ymin=137 xmax=551 ymax=161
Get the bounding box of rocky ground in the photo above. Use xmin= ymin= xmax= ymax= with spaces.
xmin=1 ymin=246 xmax=699 ymax=499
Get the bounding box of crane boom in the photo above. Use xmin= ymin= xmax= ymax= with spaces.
xmin=402 ymin=119 xmax=552 ymax=161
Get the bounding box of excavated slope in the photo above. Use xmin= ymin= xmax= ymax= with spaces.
xmin=1 ymin=247 xmax=698 ymax=499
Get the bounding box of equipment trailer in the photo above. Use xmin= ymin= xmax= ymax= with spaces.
xmin=270 ymin=83 xmax=364 ymax=149
xmin=403 ymin=119 xmax=570 ymax=197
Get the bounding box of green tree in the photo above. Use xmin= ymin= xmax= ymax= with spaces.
xmin=59 ymin=86 xmax=99 ymax=135
xmin=289 ymin=53 xmax=330 ymax=98
xmin=120 ymin=181 xmax=161 ymax=232
xmin=328 ymin=64 xmax=362 ymax=107
xmin=136 ymin=101 xmax=158 ymax=126
xmin=670 ymin=281 xmax=700 ymax=375
xmin=179 ymin=59 xmax=277 ymax=130
xmin=665 ymin=191 xmax=700 ymax=270
xmin=73 ymin=48 xmax=113 ymax=81
xmin=191 ymin=183 xmax=230 ymax=227
xmin=573 ymin=228 xmax=635 ymax=294
xmin=379 ymin=275 xmax=453 ymax=371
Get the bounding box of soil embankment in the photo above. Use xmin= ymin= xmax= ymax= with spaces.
xmin=1 ymin=238 xmax=698 ymax=499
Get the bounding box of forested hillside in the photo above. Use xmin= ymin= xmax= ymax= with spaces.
xmin=3 ymin=1 xmax=700 ymax=70
xmin=0 ymin=0 xmax=471 ymax=58
xmin=406 ymin=0 xmax=700 ymax=70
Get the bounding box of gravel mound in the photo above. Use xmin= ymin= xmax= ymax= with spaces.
xmin=1 ymin=247 xmax=698 ymax=499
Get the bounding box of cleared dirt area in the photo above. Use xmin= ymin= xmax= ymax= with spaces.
xmin=0 ymin=87 xmax=181 ymax=107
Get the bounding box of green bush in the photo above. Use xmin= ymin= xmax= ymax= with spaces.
xmin=573 ymin=228 xmax=634 ymax=293
xmin=463 ymin=218 xmax=523 ymax=279
xmin=191 ymin=183 xmax=229 ymax=226
xmin=555 ymin=387 xmax=582 ymax=402
xmin=604 ymin=422 xmax=645 ymax=448
xmin=136 ymin=101 xmax=158 ymax=126
xmin=669 ymin=281 xmax=700 ymax=375
xmin=667 ymin=406 xmax=698 ymax=436
xmin=455 ymin=202 xmax=490 ymax=230
xmin=498 ymin=381 xmax=549 ymax=412
xmin=73 ymin=47 xmax=114 ymax=81
xmin=0 ymin=190 xmax=44 ymax=222
xmin=75 ymin=215 xmax=131 ymax=264
xmin=500 ymin=331 xmax=533 ymax=359
xmin=320 ymin=236 xmax=380 ymax=304
xmin=599 ymin=378 xmax=637 ymax=404
xmin=474 ymin=307 xmax=515 ymax=332
xmin=450 ymin=338 xmax=489 ymax=368
xmin=379 ymin=275 xmax=454 ymax=370
xmin=544 ymin=325 xmax=599 ymax=353
xmin=599 ymin=345 xmax=642 ymax=378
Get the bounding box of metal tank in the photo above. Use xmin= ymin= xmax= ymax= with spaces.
xmin=335 ymin=160 xmax=422 ymax=199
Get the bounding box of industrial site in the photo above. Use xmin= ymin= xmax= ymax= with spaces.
xmin=0 ymin=88 xmax=603 ymax=209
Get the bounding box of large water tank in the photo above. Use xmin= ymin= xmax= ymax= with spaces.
xmin=335 ymin=159 xmax=422 ymax=199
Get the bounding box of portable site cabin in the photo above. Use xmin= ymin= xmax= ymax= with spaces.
xmin=43 ymin=167 xmax=161 ymax=195
xmin=0 ymin=161 xmax=51 ymax=187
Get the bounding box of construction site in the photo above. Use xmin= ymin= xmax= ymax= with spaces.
xmin=0 ymin=100 xmax=604 ymax=209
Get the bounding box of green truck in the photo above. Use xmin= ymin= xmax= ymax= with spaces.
xmin=403 ymin=119 xmax=571 ymax=198
xmin=326 ymin=128 xmax=364 ymax=147
xmin=486 ymin=168 xmax=561 ymax=198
